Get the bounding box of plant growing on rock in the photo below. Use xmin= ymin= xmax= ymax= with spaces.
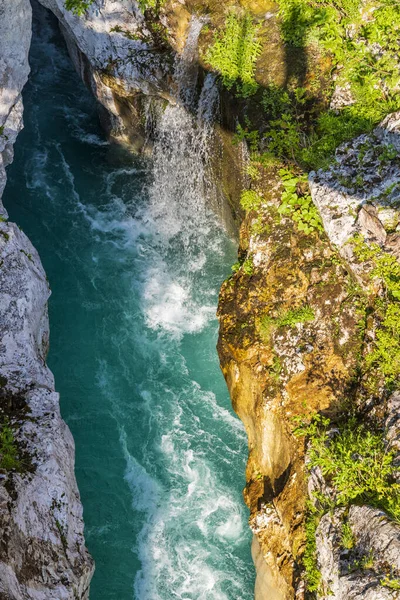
xmin=64 ymin=0 xmax=94 ymax=15
xmin=277 ymin=305 xmax=314 ymax=326
xmin=341 ymin=521 xmax=355 ymax=550
xmin=295 ymin=414 xmax=400 ymax=522
xmin=303 ymin=503 xmax=322 ymax=593
xmin=381 ymin=574 xmax=400 ymax=590
xmin=205 ymin=13 xmax=261 ymax=98
xmin=240 ymin=189 xmax=262 ymax=212
xmin=278 ymin=170 xmax=323 ymax=235
xmin=0 ymin=421 xmax=23 ymax=471
xmin=352 ymin=235 xmax=400 ymax=386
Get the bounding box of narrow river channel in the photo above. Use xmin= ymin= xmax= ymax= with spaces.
xmin=3 ymin=3 xmax=254 ymax=599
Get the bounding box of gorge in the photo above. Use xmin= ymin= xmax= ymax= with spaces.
xmin=2 ymin=0 xmax=400 ymax=599
xmin=2 ymin=3 xmax=254 ymax=599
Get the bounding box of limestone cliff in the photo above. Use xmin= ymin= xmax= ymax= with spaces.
xmin=18 ymin=0 xmax=400 ymax=599
xmin=0 ymin=1 xmax=94 ymax=597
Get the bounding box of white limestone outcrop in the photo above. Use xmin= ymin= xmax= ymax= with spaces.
xmin=0 ymin=1 xmax=94 ymax=597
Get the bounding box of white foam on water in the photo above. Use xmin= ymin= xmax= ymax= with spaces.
xmin=143 ymin=270 xmax=215 ymax=336
xmin=19 ymin=8 xmax=253 ymax=598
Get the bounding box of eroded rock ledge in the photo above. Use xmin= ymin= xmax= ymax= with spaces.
xmin=218 ymin=113 xmax=400 ymax=599
xmin=0 ymin=1 xmax=93 ymax=597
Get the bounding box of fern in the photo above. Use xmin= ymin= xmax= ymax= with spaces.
xmin=205 ymin=13 xmax=261 ymax=97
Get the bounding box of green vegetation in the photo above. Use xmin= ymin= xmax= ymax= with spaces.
xmin=205 ymin=13 xmax=261 ymax=97
xmin=258 ymin=304 xmax=314 ymax=342
xmin=277 ymin=0 xmax=400 ymax=120
xmin=381 ymin=575 xmax=400 ymax=590
xmin=64 ymin=0 xmax=94 ymax=15
xmin=341 ymin=521 xmax=355 ymax=550
xmin=66 ymin=0 xmax=165 ymax=16
xmin=231 ymin=0 xmax=400 ymax=205
xmin=231 ymin=256 xmax=253 ymax=275
xmin=294 ymin=414 xmax=400 ymax=522
xmin=277 ymin=305 xmax=314 ymax=326
xmin=137 ymin=0 xmax=167 ymax=14
xmin=303 ymin=504 xmax=322 ymax=592
xmin=240 ymin=189 xmax=262 ymax=212
xmin=242 ymin=258 xmax=254 ymax=275
xmin=352 ymin=235 xmax=400 ymax=387
xmin=347 ymin=549 xmax=375 ymax=572
xmin=278 ymin=170 xmax=324 ymax=235
xmin=0 ymin=421 xmax=23 ymax=471
xmin=293 ymin=411 xmax=400 ymax=591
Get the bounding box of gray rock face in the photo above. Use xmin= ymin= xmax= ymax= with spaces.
xmin=0 ymin=0 xmax=32 ymax=206
xmin=309 ymin=112 xmax=400 ymax=268
xmin=309 ymin=115 xmax=400 ymax=599
xmin=316 ymin=507 xmax=400 ymax=600
xmin=37 ymin=0 xmax=174 ymax=149
xmin=0 ymin=1 xmax=94 ymax=597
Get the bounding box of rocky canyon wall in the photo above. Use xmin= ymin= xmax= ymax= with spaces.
xmin=2 ymin=0 xmax=400 ymax=599
xmin=0 ymin=1 xmax=94 ymax=598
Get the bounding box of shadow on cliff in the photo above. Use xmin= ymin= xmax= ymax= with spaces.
xmin=49 ymin=2 xmax=321 ymax=150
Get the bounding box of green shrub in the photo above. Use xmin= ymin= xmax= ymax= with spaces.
xmin=64 ymin=0 xmax=94 ymax=15
xmin=236 ymin=0 xmax=400 ymax=171
xmin=261 ymin=84 xmax=291 ymax=119
xmin=0 ymin=421 xmax=23 ymax=471
xmin=240 ymin=190 xmax=262 ymax=211
xmin=278 ymin=170 xmax=323 ymax=235
xmin=352 ymin=236 xmax=400 ymax=385
xmin=205 ymin=13 xmax=261 ymax=97
xmin=295 ymin=414 xmax=400 ymax=522
xmin=277 ymin=0 xmax=328 ymax=47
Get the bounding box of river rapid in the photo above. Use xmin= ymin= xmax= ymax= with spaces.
xmin=3 ymin=4 xmax=254 ymax=599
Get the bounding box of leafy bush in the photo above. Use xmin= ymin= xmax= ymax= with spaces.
xmin=234 ymin=0 xmax=400 ymax=172
xmin=240 ymin=190 xmax=262 ymax=212
xmin=64 ymin=0 xmax=94 ymax=15
xmin=0 ymin=422 xmax=23 ymax=471
xmin=205 ymin=13 xmax=261 ymax=97
xmin=277 ymin=0 xmax=329 ymax=47
xmin=261 ymin=84 xmax=291 ymax=119
xmin=352 ymin=236 xmax=400 ymax=385
xmin=295 ymin=414 xmax=400 ymax=522
xmin=278 ymin=169 xmax=323 ymax=235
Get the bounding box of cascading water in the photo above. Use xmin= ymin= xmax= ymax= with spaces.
xmin=3 ymin=4 xmax=254 ymax=600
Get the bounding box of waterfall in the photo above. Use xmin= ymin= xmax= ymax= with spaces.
xmin=146 ymin=18 xmax=219 ymax=251
xmin=4 ymin=6 xmax=254 ymax=599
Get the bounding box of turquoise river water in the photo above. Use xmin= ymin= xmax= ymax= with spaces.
xmin=3 ymin=4 xmax=254 ymax=600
